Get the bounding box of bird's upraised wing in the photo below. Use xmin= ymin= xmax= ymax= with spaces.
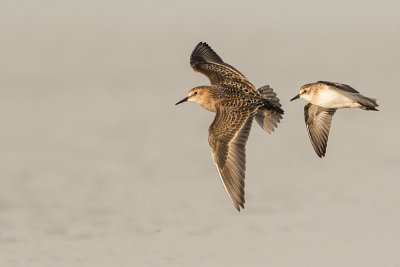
xmin=208 ymin=105 xmax=257 ymax=211
xmin=190 ymin=42 xmax=259 ymax=95
xmin=318 ymin=81 xmax=359 ymax=93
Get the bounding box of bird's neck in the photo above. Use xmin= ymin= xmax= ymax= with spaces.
xmin=197 ymin=87 xmax=217 ymax=112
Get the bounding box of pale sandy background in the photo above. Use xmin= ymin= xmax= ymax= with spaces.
xmin=0 ymin=0 xmax=399 ymax=266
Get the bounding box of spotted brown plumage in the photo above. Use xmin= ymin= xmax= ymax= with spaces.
xmin=176 ymin=42 xmax=283 ymax=211
xmin=190 ymin=42 xmax=260 ymax=97
xmin=208 ymin=106 xmax=258 ymax=210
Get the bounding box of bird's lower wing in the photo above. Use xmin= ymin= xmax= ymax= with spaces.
xmin=304 ymin=103 xmax=336 ymax=158
xmin=208 ymin=106 xmax=257 ymax=211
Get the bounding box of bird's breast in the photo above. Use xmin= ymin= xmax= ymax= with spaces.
xmin=200 ymin=99 xmax=217 ymax=112
xmin=312 ymin=89 xmax=358 ymax=109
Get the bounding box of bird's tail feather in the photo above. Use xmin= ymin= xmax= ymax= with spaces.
xmin=255 ymin=85 xmax=284 ymax=134
xmin=358 ymin=95 xmax=379 ymax=111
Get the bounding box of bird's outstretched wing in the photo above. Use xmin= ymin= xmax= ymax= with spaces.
xmin=208 ymin=106 xmax=257 ymax=211
xmin=304 ymin=103 xmax=336 ymax=158
xmin=190 ymin=42 xmax=258 ymax=95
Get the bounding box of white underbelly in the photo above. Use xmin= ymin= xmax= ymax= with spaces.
xmin=312 ymin=90 xmax=360 ymax=109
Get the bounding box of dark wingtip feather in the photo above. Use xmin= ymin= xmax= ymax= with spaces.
xmin=235 ymin=203 xmax=244 ymax=212
xmin=190 ymin=42 xmax=224 ymax=66
xmin=314 ymin=138 xmax=327 ymax=158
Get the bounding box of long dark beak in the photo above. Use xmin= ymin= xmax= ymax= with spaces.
xmin=290 ymin=94 xmax=300 ymax=101
xmin=175 ymin=97 xmax=188 ymax=105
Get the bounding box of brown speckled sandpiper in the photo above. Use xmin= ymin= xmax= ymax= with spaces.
xmin=176 ymin=42 xmax=284 ymax=211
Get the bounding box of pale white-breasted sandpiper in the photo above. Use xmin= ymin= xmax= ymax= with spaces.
xmin=290 ymin=81 xmax=378 ymax=157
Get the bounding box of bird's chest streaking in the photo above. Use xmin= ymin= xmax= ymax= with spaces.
xmin=312 ymin=88 xmax=361 ymax=109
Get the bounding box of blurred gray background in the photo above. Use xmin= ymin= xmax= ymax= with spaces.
xmin=0 ymin=0 xmax=399 ymax=266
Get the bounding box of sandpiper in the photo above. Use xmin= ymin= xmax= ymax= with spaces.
xmin=290 ymin=81 xmax=378 ymax=157
xmin=176 ymin=42 xmax=284 ymax=211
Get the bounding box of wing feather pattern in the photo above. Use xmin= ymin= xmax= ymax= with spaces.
xmin=304 ymin=103 xmax=336 ymax=158
xmin=190 ymin=42 xmax=258 ymax=95
xmin=208 ymin=106 xmax=257 ymax=210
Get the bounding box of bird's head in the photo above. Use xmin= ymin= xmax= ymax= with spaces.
xmin=175 ymin=86 xmax=208 ymax=106
xmin=290 ymin=83 xmax=314 ymax=102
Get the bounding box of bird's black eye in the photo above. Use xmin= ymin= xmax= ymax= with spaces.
xmin=193 ymin=92 xmax=198 ymax=95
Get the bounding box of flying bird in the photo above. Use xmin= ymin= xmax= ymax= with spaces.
xmin=176 ymin=42 xmax=284 ymax=211
xmin=290 ymin=81 xmax=378 ymax=157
